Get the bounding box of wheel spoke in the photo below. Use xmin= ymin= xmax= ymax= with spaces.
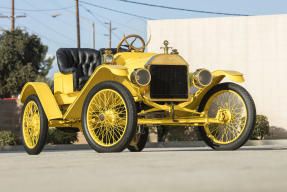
xmin=204 ymin=90 xmax=247 ymax=144
xmin=87 ymin=89 xmax=128 ymax=147
xmin=22 ymin=101 xmax=41 ymax=149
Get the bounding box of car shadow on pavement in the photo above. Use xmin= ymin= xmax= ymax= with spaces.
xmin=141 ymin=146 xmax=287 ymax=153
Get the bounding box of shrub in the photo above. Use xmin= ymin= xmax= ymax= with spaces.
xmin=0 ymin=131 xmax=17 ymax=146
xmin=47 ymin=128 xmax=78 ymax=144
xmin=251 ymin=115 xmax=270 ymax=140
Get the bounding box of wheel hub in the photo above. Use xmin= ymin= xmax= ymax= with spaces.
xmin=86 ymin=88 xmax=128 ymax=147
xmin=99 ymin=114 xmax=105 ymax=121
xmin=99 ymin=110 xmax=117 ymax=126
xmin=216 ymin=109 xmax=232 ymax=123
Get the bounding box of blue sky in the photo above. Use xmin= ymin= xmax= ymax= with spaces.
xmin=1 ymin=0 xmax=287 ymax=77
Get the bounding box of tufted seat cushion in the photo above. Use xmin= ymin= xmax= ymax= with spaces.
xmin=56 ymin=48 xmax=101 ymax=91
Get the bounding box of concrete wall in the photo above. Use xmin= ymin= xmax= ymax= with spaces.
xmin=0 ymin=100 xmax=22 ymax=138
xmin=147 ymin=14 xmax=287 ymax=132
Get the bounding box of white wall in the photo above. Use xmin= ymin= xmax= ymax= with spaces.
xmin=147 ymin=14 xmax=287 ymax=130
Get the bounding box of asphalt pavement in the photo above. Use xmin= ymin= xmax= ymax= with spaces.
xmin=1 ymin=145 xmax=287 ymax=192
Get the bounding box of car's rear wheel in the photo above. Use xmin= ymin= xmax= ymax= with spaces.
xmin=198 ymin=82 xmax=256 ymax=150
xmin=82 ymin=81 xmax=137 ymax=153
xmin=128 ymin=126 xmax=149 ymax=152
xmin=21 ymin=95 xmax=48 ymax=155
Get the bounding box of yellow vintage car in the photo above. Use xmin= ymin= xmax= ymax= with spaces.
xmin=20 ymin=34 xmax=256 ymax=155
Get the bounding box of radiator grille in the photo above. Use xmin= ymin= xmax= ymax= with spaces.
xmin=149 ymin=65 xmax=188 ymax=100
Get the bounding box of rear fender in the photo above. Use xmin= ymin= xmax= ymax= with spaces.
xmin=20 ymin=82 xmax=62 ymax=120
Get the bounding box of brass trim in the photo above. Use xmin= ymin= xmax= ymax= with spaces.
xmin=146 ymin=63 xmax=190 ymax=102
xmin=130 ymin=68 xmax=151 ymax=87
xmin=192 ymin=69 xmax=213 ymax=89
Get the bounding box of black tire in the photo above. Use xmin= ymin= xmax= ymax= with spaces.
xmin=82 ymin=81 xmax=137 ymax=153
xmin=21 ymin=95 xmax=48 ymax=155
xmin=198 ymin=82 xmax=256 ymax=150
xmin=128 ymin=126 xmax=149 ymax=152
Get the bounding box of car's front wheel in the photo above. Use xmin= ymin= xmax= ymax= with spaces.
xmin=198 ymin=82 xmax=256 ymax=150
xmin=82 ymin=81 xmax=137 ymax=153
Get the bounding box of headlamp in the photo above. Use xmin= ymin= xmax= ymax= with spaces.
xmin=193 ymin=69 xmax=212 ymax=88
xmin=131 ymin=68 xmax=151 ymax=87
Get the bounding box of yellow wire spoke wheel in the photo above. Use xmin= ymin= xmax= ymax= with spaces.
xmin=21 ymin=95 xmax=48 ymax=155
xmin=22 ymin=101 xmax=40 ymax=148
xmin=204 ymin=90 xmax=247 ymax=144
xmin=199 ymin=83 xmax=256 ymax=150
xmin=87 ymin=89 xmax=127 ymax=147
xmin=82 ymin=82 xmax=137 ymax=153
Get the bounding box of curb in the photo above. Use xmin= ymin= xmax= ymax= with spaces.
xmin=1 ymin=140 xmax=287 ymax=152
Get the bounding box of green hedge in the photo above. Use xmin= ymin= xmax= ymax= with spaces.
xmin=0 ymin=129 xmax=78 ymax=146
xmin=0 ymin=131 xmax=17 ymax=146
xmin=47 ymin=128 xmax=78 ymax=144
xmin=251 ymin=115 xmax=270 ymax=140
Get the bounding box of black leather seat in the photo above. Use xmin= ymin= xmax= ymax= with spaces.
xmin=56 ymin=48 xmax=101 ymax=91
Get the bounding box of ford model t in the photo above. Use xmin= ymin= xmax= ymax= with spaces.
xmin=20 ymin=34 xmax=256 ymax=154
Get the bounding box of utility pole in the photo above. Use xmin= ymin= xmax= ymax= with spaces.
xmin=0 ymin=0 xmax=26 ymax=31
xmin=92 ymin=22 xmax=95 ymax=49
xmin=11 ymin=0 xmax=15 ymax=30
xmin=105 ymin=21 xmax=116 ymax=48
xmin=76 ymin=0 xmax=80 ymax=48
xmin=109 ymin=21 xmax=111 ymax=48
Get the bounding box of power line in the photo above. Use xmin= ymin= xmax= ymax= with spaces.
xmin=115 ymin=0 xmax=250 ymax=16
xmin=80 ymin=5 xmax=122 ymax=41
xmin=81 ymin=4 xmax=145 ymax=34
xmin=28 ymin=14 xmax=75 ymax=43
xmin=79 ymin=1 xmax=154 ymax=20
xmin=22 ymin=0 xmax=90 ymax=48
xmin=19 ymin=25 xmax=72 ymax=47
xmin=0 ymin=6 xmax=75 ymax=12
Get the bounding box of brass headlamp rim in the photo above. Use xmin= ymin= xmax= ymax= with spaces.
xmin=131 ymin=68 xmax=151 ymax=87
xmin=192 ymin=68 xmax=213 ymax=89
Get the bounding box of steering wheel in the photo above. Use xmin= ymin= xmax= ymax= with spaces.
xmin=117 ymin=34 xmax=149 ymax=53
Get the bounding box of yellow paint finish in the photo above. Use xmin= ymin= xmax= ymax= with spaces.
xmin=183 ymin=70 xmax=244 ymax=111
xmin=212 ymin=70 xmax=244 ymax=83
xmin=147 ymin=54 xmax=189 ymax=66
xmin=137 ymin=117 xmax=222 ymax=125
xmin=49 ymin=120 xmax=82 ymax=130
xmin=54 ymin=92 xmax=79 ymax=105
xmin=54 ymin=73 xmax=74 ymax=94
xmin=106 ymin=65 xmax=129 ymax=76
xmin=63 ymin=65 xmax=138 ymax=120
xmin=115 ymin=52 xmax=157 ymax=74
xmin=20 ymin=82 xmax=62 ymax=120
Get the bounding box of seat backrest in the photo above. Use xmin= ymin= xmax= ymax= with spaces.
xmin=56 ymin=48 xmax=101 ymax=77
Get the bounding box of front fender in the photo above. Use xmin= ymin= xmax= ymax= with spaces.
xmin=186 ymin=70 xmax=244 ymax=110
xmin=212 ymin=70 xmax=244 ymax=83
xmin=20 ymin=82 xmax=62 ymax=120
xmin=63 ymin=65 xmax=138 ymax=120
